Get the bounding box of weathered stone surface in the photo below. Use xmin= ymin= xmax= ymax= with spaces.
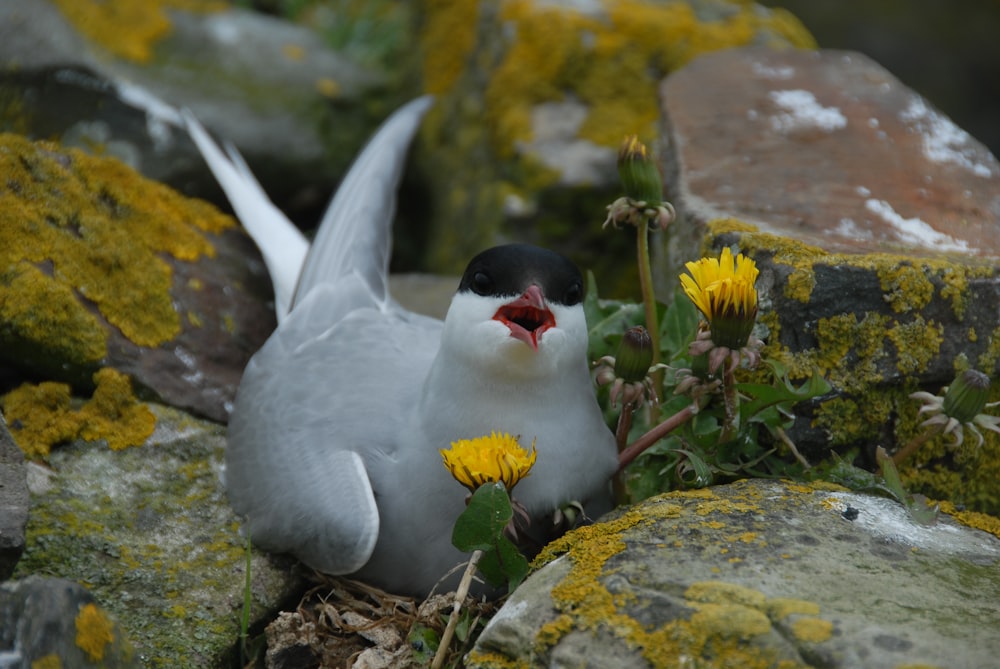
xmin=658 ymin=47 xmax=1000 ymax=508
xmin=0 ymin=133 xmax=274 ymax=423
xmin=659 ymin=47 xmax=999 ymax=267
xmin=0 ymin=0 xmax=401 ymax=223
xmin=14 ymin=404 xmax=304 ymax=668
xmin=0 ymin=576 xmax=136 ymax=668
xmin=469 ymin=479 xmax=1000 ymax=669
xmin=0 ymin=414 xmax=28 ymax=580
xmin=769 ymin=1 xmax=1000 ymax=159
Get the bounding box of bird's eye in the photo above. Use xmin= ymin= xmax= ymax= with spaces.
xmin=564 ymin=281 xmax=583 ymax=305
xmin=471 ymin=271 xmax=493 ymax=296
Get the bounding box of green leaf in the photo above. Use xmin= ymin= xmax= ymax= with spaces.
xmin=475 ymin=534 xmax=529 ymax=590
xmin=737 ymin=367 xmax=831 ymax=422
xmin=454 ymin=610 xmax=474 ymax=643
xmin=660 ymin=287 xmax=699 ymax=360
xmin=584 ymin=272 xmax=645 ymax=358
xmin=450 ymin=483 xmax=529 ymax=590
xmin=452 ymin=483 xmax=512 ymax=552
xmin=875 ymin=447 xmax=938 ymax=525
xmin=407 ymin=625 xmax=439 ymax=663
xmin=675 ymin=449 xmax=714 ymax=487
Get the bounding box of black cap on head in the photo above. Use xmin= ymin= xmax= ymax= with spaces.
xmin=457 ymin=244 xmax=585 ymax=306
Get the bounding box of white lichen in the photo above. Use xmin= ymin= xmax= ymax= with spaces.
xmin=768 ymin=89 xmax=847 ymax=133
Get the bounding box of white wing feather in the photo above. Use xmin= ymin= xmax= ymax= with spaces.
xmin=182 ymin=109 xmax=308 ymax=322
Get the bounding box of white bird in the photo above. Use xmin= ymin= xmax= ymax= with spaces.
xmin=184 ymin=97 xmax=618 ymax=596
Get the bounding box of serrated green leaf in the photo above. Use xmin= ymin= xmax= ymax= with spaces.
xmin=737 ymin=368 xmax=831 ymax=421
xmin=675 ymin=449 xmax=714 ymax=487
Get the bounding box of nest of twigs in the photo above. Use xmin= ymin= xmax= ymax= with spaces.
xmin=261 ymin=571 xmax=500 ymax=669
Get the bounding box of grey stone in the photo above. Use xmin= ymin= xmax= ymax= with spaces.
xmin=469 ymin=479 xmax=1000 ymax=669
xmin=13 ymin=404 xmax=304 ymax=667
xmin=0 ymin=415 xmax=28 ymax=580
xmin=0 ymin=576 xmax=136 ymax=668
xmin=0 ymin=0 xmax=398 ymax=224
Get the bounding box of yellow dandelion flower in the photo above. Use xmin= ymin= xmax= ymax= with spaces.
xmin=680 ymin=248 xmax=759 ymax=350
xmin=441 ymin=432 xmax=537 ymax=493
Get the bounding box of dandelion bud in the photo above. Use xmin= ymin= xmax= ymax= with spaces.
xmin=942 ymin=370 xmax=991 ymax=424
xmin=614 ymin=326 xmax=654 ymax=383
xmin=617 ymin=135 xmax=663 ymax=205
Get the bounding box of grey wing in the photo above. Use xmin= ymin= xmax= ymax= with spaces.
xmin=225 ymin=286 xmax=442 ymax=574
xmin=293 ymin=96 xmax=434 ymax=311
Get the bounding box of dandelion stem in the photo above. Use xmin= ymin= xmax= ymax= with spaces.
xmin=636 ymin=223 xmax=661 ymax=371
xmin=774 ymin=426 xmax=811 ymax=470
xmin=891 ymin=423 xmax=945 ymax=467
xmin=613 ymin=403 xmax=635 ymax=505
xmin=432 ymin=549 xmax=483 ymax=669
xmin=636 ymin=222 xmax=669 ymax=396
xmin=618 ymin=404 xmax=697 ymax=472
xmin=719 ymin=366 xmax=739 ymax=443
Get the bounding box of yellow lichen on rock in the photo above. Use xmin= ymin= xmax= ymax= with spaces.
xmin=766 ymin=598 xmax=820 ymax=620
xmin=0 ymin=133 xmax=234 ymax=356
xmin=938 ymin=501 xmax=1000 ymax=539
xmin=29 ymin=654 xmax=63 ymax=669
xmin=700 ymin=218 xmax=1000 ymax=514
xmin=789 ymin=616 xmax=833 ymax=643
xmin=50 ymin=0 xmax=226 ymax=63
xmin=0 ymin=263 xmax=108 ymax=368
xmin=2 ymin=368 xmax=155 ymax=460
xmin=466 ymin=0 xmax=815 ymax=154
xmin=887 ymin=317 xmax=943 ymax=375
xmin=878 ymin=263 xmax=936 ymax=313
xmin=491 ymin=491 xmax=831 ymax=668
xmin=75 ymin=603 xmax=115 ymax=662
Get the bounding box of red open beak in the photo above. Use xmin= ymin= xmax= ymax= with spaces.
xmin=492 ymin=284 xmax=556 ymax=351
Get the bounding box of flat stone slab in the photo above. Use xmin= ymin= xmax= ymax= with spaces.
xmin=661 ymin=46 xmax=1000 ymax=259
xmin=469 ymin=479 xmax=1000 ymax=669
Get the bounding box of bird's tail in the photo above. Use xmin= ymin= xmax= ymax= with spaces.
xmin=183 ymin=110 xmax=309 ymax=322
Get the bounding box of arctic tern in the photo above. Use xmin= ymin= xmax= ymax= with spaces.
xmin=184 ymin=97 xmax=618 ymax=596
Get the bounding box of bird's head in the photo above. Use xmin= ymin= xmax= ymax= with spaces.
xmin=440 ymin=244 xmax=588 ymax=379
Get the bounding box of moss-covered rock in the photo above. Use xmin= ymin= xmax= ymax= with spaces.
xmin=0 ymin=132 xmax=275 ymax=422
xmin=0 ymin=0 xmax=400 ymax=229
xmin=13 ymin=403 xmax=304 ymax=668
xmin=470 ymin=479 xmax=1000 ymax=668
